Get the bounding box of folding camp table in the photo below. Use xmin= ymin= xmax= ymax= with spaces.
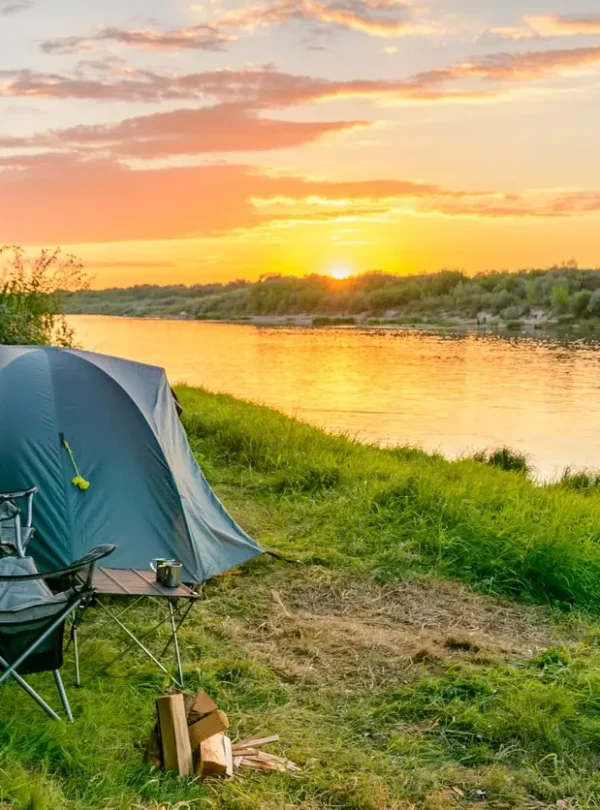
xmin=73 ymin=568 xmax=201 ymax=688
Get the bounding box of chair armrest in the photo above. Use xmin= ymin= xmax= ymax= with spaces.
xmin=0 ymin=487 xmax=38 ymax=502
xmin=0 ymin=544 xmax=117 ymax=583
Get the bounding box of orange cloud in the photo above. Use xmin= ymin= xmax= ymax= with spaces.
xmin=527 ymin=14 xmax=600 ymax=36
xmin=0 ymin=158 xmax=454 ymax=244
xmin=34 ymin=103 xmax=366 ymax=157
xmin=419 ymin=192 xmax=600 ymax=219
xmin=1 ymin=155 xmax=599 ymax=247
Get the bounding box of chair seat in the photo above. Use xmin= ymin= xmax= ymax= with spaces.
xmin=0 ymin=557 xmax=69 ymax=624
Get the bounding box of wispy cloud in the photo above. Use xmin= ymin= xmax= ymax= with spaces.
xmin=0 ymin=0 xmax=33 ymax=14
xmin=41 ymin=24 xmax=234 ymax=54
xmin=491 ymin=14 xmax=600 ymax=41
xmin=41 ymin=0 xmax=432 ymax=55
xmin=4 ymin=40 xmax=600 ymax=111
xmin=207 ymin=0 xmax=428 ymax=37
xmin=413 ymin=45 xmax=600 ymax=83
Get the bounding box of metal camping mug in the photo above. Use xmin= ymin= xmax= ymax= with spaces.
xmin=161 ymin=562 xmax=183 ymax=588
xmin=150 ymin=558 xmax=175 ymax=583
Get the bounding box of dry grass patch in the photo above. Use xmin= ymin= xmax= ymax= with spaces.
xmin=211 ymin=570 xmax=583 ymax=688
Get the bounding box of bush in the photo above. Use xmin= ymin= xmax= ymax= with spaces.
xmin=588 ymin=289 xmax=600 ymax=316
xmin=570 ymin=290 xmax=592 ymax=317
xmin=0 ymin=246 xmax=86 ymax=346
xmin=550 ymin=283 xmax=570 ymax=314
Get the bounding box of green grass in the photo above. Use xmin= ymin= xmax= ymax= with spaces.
xmin=3 ymin=387 xmax=600 ymax=808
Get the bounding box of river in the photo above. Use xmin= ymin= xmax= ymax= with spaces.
xmin=68 ymin=315 xmax=600 ymax=480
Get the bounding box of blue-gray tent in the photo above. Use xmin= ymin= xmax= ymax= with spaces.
xmin=0 ymin=345 xmax=263 ymax=582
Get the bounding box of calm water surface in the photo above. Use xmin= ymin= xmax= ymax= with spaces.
xmin=68 ymin=315 xmax=600 ymax=479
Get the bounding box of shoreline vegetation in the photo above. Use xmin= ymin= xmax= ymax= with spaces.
xmin=66 ymin=263 xmax=600 ymax=336
xmin=4 ymin=388 xmax=600 ymax=808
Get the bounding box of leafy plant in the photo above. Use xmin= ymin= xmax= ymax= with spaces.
xmin=0 ymin=245 xmax=87 ymax=347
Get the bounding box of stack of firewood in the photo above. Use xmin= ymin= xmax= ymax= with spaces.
xmin=149 ymin=690 xmax=298 ymax=779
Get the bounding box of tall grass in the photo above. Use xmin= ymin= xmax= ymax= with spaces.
xmin=560 ymin=467 xmax=600 ymax=493
xmin=470 ymin=446 xmax=531 ymax=476
xmin=180 ymin=386 xmax=600 ymax=610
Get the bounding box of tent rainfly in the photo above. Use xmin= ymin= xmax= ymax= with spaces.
xmin=0 ymin=346 xmax=263 ymax=582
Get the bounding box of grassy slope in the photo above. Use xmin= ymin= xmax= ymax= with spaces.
xmin=3 ymin=388 xmax=600 ymax=808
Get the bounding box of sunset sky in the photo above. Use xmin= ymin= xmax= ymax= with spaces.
xmin=1 ymin=0 xmax=600 ymax=287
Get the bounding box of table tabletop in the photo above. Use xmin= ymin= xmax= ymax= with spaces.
xmin=93 ymin=568 xmax=198 ymax=598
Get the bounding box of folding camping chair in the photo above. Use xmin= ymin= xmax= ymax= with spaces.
xmin=0 ymin=542 xmax=116 ymax=721
xmin=0 ymin=487 xmax=37 ymax=558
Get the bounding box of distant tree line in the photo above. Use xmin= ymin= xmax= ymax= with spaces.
xmin=65 ymin=261 xmax=600 ymax=324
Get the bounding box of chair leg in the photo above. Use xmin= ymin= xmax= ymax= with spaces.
xmin=53 ymin=670 xmax=73 ymax=723
xmin=0 ymin=654 xmax=61 ymax=721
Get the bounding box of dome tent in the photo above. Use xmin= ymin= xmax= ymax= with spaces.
xmin=0 ymin=346 xmax=262 ymax=582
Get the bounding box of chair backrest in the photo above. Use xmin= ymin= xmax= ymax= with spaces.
xmin=0 ymin=555 xmax=71 ymax=675
xmin=0 ymin=488 xmax=37 ymax=558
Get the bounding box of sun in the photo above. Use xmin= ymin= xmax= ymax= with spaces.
xmin=328 ymin=265 xmax=353 ymax=280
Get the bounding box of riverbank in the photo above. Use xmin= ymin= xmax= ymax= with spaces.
xmin=3 ymin=388 xmax=600 ymax=809
xmin=206 ymin=311 xmax=600 ymax=339
xmin=67 ymin=308 xmax=600 ymax=340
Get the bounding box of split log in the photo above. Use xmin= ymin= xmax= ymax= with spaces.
xmin=233 ymin=733 xmax=279 ymax=749
xmin=197 ymin=733 xmax=233 ymax=779
xmin=188 ymin=709 xmax=229 ymax=746
xmin=156 ymin=694 xmax=193 ymax=777
xmin=235 ymin=749 xmax=299 ymax=774
xmin=238 ymin=756 xmax=278 ymax=772
xmin=188 ymin=689 xmax=218 ymax=724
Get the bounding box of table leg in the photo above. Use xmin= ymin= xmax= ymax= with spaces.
xmin=159 ymin=600 xmax=195 ymax=657
xmin=97 ymin=600 xmax=172 ymax=680
xmin=168 ymin=599 xmax=184 ymax=687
